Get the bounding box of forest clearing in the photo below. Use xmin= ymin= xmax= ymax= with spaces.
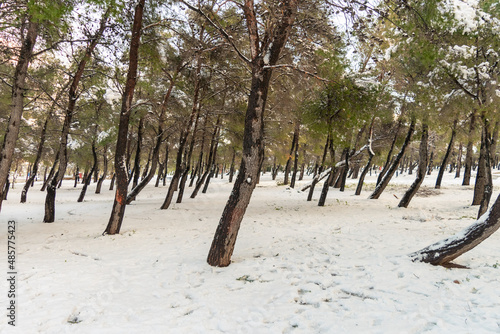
xmin=1 ymin=171 xmax=500 ymax=333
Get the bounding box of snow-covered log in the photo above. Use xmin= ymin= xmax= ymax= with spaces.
xmin=410 ymin=193 xmax=500 ymax=265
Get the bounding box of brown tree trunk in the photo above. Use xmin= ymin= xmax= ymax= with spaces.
xmin=376 ymin=119 xmax=402 ymax=186
xmin=191 ymin=116 xmax=221 ymax=199
xmin=228 ymin=148 xmax=236 ymax=183
xmin=455 ymin=142 xmax=463 ymax=179
xmin=472 ymin=126 xmax=489 ymax=206
xmin=369 ymin=118 xmax=415 ymax=199
xmin=44 ymin=10 xmax=109 ymax=223
xmin=463 ymin=112 xmax=476 ymax=185
xmin=206 ymin=0 xmax=297 ymax=267
xmin=411 ymin=192 xmax=500 ymax=266
xmin=95 ymin=147 xmax=108 ymax=194
xmin=0 ymin=19 xmax=38 ymax=211
xmin=476 ymin=124 xmax=493 ymax=218
xmin=289 ymin=121 xmax=300 ymax=188
xmin=104 ymin=0 xmax=145 ymax=234
xmin=78 ymin=141 xmax=97 ymax=202
xmin=131 ymin=116 xmax=144 ymax=188
xmin=435 ymin=121 xmax=457 ymax=189
xmin=109 ymin=173 xmax=115 ymax=191
xmin=398 ymin=123 xmax=428 ymax=208
xmin=126 ymin=131 xmax=162 ymax=204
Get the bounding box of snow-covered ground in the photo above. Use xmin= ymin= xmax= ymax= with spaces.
xmin=2 ymin=170 xmax=500 ymax=333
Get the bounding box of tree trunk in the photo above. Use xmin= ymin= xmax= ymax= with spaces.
xmin=463 ymin=113 xmax=476 ymax=186
xmin=0 ymin=18 xmax=38 ymax=212
xmin=476 ymin=125 xmax=493 ymax=218
xmin=126 ymin=131 xmax=162 ymax=204
xmin=377 ymin=119 xmax=402 ymax=186
xmin=411 ymin=192 xmax=500 ymax=266
xmin=289 ymin=121 xmax=300 ymax=188
xmin=109 ymin=173 xmax=116 ymax=191
xmin=21 ymin=116 xmax=48 ymax=203
xmin=74 ymin=166 xmax=80 ymax=188
xmin=472 ymin=126 xmax=489 ymax=206
xmin=339 ymin=148 xmax=349 ymax=192
xmin=455 ymin=142 xmax=462 ymax=178
xmin=206 ymin=0 xmax=297 ymax=267
xmin=318 ymin=169 xmax=334 ymax=206
xmin=95 ymin=147 xmax=108 ymax=194
xmin=131 ymin=116 xmax=144 ymax=188
xmin=356 ymin=119 xmax=375 ymax=196
xmin=435 ymin=121 xmax=456 ymax=189
xmin=427 ymin=151 xmax=434 ymax=175
xmin=202 ymin=124 xmax=221 ymax=194
xmin=191 ymin=116 xmax=220 ymax=199
xmin=398 ymin=123 xmax=428 ymax=208
xmin=228 ymin=148 xmax=236 ymax=183
xmin=104 ymin=0 xmax=145 ymax=234
xmin=44 ymin=10 xmax=109 ymax=223
xmin=369 ymin=118 xmax=415 ymax=199
xmin=78 ymin=142 xmax=97 ymax=202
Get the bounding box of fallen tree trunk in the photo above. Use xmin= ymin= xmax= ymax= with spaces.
xmin=410 ymin=193 xmax=500 ymax=265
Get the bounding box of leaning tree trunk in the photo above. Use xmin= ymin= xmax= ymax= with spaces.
xmin=376 ymin=119 xmax=402 ymax=186
xmin=77 ymin=141 xmax=97 ymax=202
xmin=44 ymin=10 xmax=109 ymax=223
xmin=463 ymin=112 xmax=476 ymax=186
xmin=0 ymin=19 xmax=38 ymax=211
xmin=369 ymin=118 xmax=415 ymax=200
xmin=410 ymin=192 xmax=500 ymax=266
xmin=104 ymin=0 xmax=145 ymax=235
xmin=21 ymin=115 xmax=48 ymax=203
xmin=398 ymin=123 xmax=428 ymax=208
xmin=95 ymin=147 xmax=108 ymax=194
xmin=356 ymin=119 xmax=375 ymax=196
xmin=131 ymin=116 xmax=144 ymax=188
xmin=435 ymin=121 xmax=457 ymax=189
xmin=126 ymin=130 xmax=162 ymax=204
xmin=318 ymin=168 xmax=334 ymax=207
xmin=191 ymin=116 xmax=220 ymax=199
xmin=202 ymin=125 xmax=221 ymax=194
xmin=205 ymin=0 xmax=298 ymax=267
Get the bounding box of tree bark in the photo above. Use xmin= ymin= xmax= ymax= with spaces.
xmin=411 ymin=192 xmax=500 ymax=266
xmin=206 ymin=0 xmax=298 ymax=267
xmin=126 ymin=131 xmax=162 ymax=204
xmin=191 ymin=116 xmax=220 ymax=199
xmin=289 ymin=121 xmax=300 ymax=188
xmin=44 ymin=10 xmax=109 ymax=222
xmin=0 ymin=18 xmax=38 ymax=211
xmin=376 ymin=119 xmax=402 ymax=186
xmin=472 ymin=126 xmax=489 ymax=206
xmin=455 ymin=142 xmax=462 ymax=178
xmin=131 ymin=116 xmax=144 ymax=188
xmin=435 ymin=121 xmax=456 ymax=189
xmin=398 ymin=123 xmax=428 ymax=208
xmin=95 ymin=147 xmax=108 ymax=194
xmin=77 ymin=141 xmax=97 ymax=202
xmin=463 ymin=112 xmax=476 ymax=186
xmin=228 ymin=147 xmax=236 ymax=183
xmin=104 ymin=0 xmax=145 ymax=234
xmin=369 ymin=118 xmax=415 ymax=199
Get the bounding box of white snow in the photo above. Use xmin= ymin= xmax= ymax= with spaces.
xmin=2 ymin=171 xmax=500 ymax=333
